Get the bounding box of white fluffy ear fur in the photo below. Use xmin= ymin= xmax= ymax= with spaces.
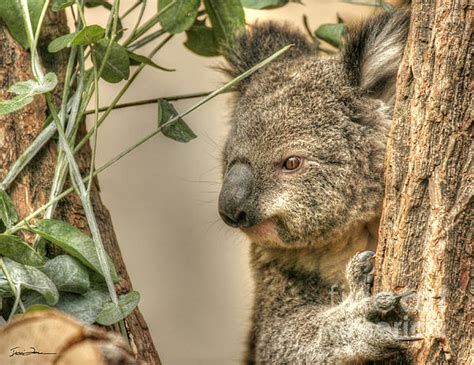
xmin=342 ymin=9 xmax=410 ymax=106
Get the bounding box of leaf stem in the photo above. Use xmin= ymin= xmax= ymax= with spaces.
xmin=83 ymin=90 xmax=227 ymax=115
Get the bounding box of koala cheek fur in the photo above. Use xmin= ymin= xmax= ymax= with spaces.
xmin=218 ymin=8 xmax=411 ymax=364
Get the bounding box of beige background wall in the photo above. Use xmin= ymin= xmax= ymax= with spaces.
xmin=85 ymin=2 xmax=376 ymax=363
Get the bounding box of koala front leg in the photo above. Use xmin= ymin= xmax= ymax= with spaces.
xmin=256 ymin=252 xmax=417 ymax=364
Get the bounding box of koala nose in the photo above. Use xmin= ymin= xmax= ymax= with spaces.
xmin=219 ymin=162 xmax=257 ymax=228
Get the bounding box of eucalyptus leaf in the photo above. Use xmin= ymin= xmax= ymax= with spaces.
xmin=184 ymin=20 xmax=220 ymax=57
xmin=0 ymin=234 xmax=45 ymax=267
xmin=0 ymin=189 xmax=18 ymax=229
xmin=9 ymin=72 xmax=58 ymax=95
xmin=33 ymin=219 xmax=118 ymax=282
xmin=93 ymin=39 xmax=130 ymax=83
xmin=55 ymin=289 xmax=110 ymax=324
xmin=204 ymin=0 xmax=245 ymax=49
xmin=127 ymin=51 xmax=175 ymax=72
xmin=71 ymin=25 xmax=106 ymax=46
xmin=84 ymin=0 xmax=112 ymax=8
xmin=25 ymin=304 xmax=51 ymax=312
xmin=0 ymin=73 xmax=58 ymax=116
xmin=315 ymin=23 xmax=346 ymax=48
xmin=52 ymin=0 xmax=75 ymax=11
xmin=158 ymin=0 xmax=200 ymax=34
xmin=0 ymin=95 xmax=33 ymax=116
xmin=42 ymin=255 xmax=90 ymax=294
xmin=158 ymin=100 xmax=197 ymax=143
xmin=241 ymin=0 xmax=292 ymax=9
xmin=4 ymin=258 xmax=59 ymax=305
xmin=22 ymin=287 xmax=110 ymax=324
xmin=96 ymin=291 xmax=140 ymax=326
xmin=48 ymin=33 xmax=76 ymax=53
xmin=0 ymin=0 xmax=46 ymax=49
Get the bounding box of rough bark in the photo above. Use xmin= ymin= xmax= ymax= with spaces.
xmin=375 ymin=1 xmax=472 ymax=364
xmin=0 ymin=10 xmax=161 ymax=365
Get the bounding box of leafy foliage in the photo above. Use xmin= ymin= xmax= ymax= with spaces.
xmin=93 ymin=39 xmax=130 ymax=83
xmin=33 ymin=219 xmax=118 ymax=282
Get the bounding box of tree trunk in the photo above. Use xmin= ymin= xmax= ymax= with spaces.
xmin=0 ymin=10 xmax=161 ymax=365
xmin=375 ymin=1 xmax=472 ymax=364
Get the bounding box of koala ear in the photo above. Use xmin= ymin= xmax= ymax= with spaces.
xmin=222 ymin=22 xmax=312 ymax=90
xmin=342 ymin=9 xmax=410 ymax=105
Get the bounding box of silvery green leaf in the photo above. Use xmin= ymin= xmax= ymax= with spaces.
xmin=4 ymin=258 xmax=59 ymax=305
xmin=0 ymin=94 xmax=33 ymax=116
xmin=42 ymin=255 xmax=90 ymax=294
xmin=0 ymin=189 xmax=18 ymax=228
xmin=33 ymin=219 xmax=118 ymax=282
xmin=8 ymin=72 xmax=58 ymax=95
xmin=96 ymin=291 xmax=140 ymax=325
xmin=55 ymin=289 xmax=110 ymax=324
xmin=0 ymin=234 xmax=45 ymax=267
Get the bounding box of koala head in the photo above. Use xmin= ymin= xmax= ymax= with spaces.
xmin=218 ymin=11 xmax=409 ymax=249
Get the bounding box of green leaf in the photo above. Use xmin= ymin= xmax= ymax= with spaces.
xmin=158 ymin=0 xmax=200 ymax=34
xmin=0 ymin=234 xmax=45 ymax=267
xmin=4 ymin=258 xmax=59 ymax=305
xmin=0 ymin=95 xmax=33 ymax=116
xmin=203 ymin=0 xmax=245 ymax=50
xmin=25 ymin=304 xmax=51 ymax=312
xmin=96 ymin=291 xmax=140 ymax=326
xmin=22 ymin=287 xmax=110 ymax=324
xmin=9 ymin=72 xmax=58 ymax=95
xmin=0 ymin=72 xmax=58 ymax=116
xmin=33 ymin=219 xmax=118 ymax=282
xmin=0 ymin=189 xmax=18 ymax=228
xmin=84 ymin=0 xmax=112 ymax=9
xmin=315 ymin=23 xmax=346 ymax=48
xmin=127 ymin=51 xmax=175 ymax=72
xmin=93 ymin=39 xmax=130 ymax=83
xmin=184 ymin=19 xmax=220 ymax=57
xmin=241 ymin=0 xmax=292 ymax=9
xmin=57 ymin=289 xmax=110 ymax=323
xmin=48 ymin=33 xmax=76 ymax=53
xmin=71 ymin=25 xmax=106 ymax=46
xmin=0 ymin=273 xmax=13 ymax=297
xmin=52 ymin=0 xmax=75 ymax=11
xmin=41 ymin=255 xmax=90 ymax=294
xmin=158 ymin=99 xmax=197 ymax=143
xmin=0 ymin=0 xmax=46 ymax=49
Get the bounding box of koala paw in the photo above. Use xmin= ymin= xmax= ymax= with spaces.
xmin=330 ymin=251 xmax=421 ymax=361
xmin=346 ymin=250 xmax=375 ymax=297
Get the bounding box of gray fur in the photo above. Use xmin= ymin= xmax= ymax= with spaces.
xmin=218 ymin=10 xmax=411 ymax=364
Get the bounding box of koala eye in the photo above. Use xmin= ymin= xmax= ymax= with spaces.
xmin=282 ymin=156 xmax=303 ymax=172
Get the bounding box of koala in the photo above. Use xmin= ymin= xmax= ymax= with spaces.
xmin=218 ymin=9 xmax=414 ymax=365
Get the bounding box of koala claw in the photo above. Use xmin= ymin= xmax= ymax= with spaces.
xmin=346 ymin=250 xmax=376 ymax=296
